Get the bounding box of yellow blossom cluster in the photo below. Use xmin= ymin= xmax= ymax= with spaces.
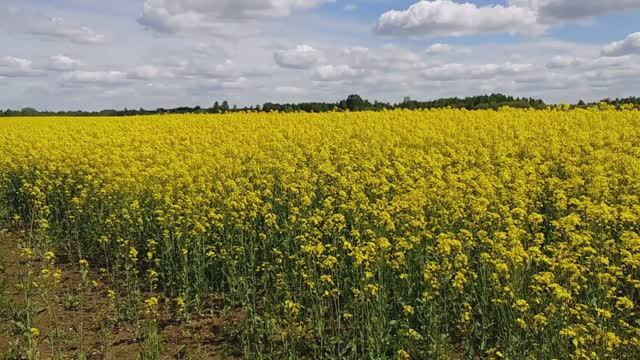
xmin=1 ymin=108 xmax=639 ymax=358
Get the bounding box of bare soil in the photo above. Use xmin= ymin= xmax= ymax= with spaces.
xmin=0 ymin=233 xmax=242 ymax=359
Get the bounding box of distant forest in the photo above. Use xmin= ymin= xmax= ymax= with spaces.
xmin=2 ymin=94 xmax=639 ymax=117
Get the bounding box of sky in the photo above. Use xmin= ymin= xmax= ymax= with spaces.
xmin=0 ymin=0 xmax=639 ymax=111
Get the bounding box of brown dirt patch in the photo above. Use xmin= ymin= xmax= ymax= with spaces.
xmin=0 ymin=232 xmax=241 ymax=359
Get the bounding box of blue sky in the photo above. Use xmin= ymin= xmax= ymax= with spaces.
xmin=1 ymin=0 xmax=639 ymax=110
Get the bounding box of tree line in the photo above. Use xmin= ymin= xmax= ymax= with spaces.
xmin=1 ymin=94 xmax=638 ymax=117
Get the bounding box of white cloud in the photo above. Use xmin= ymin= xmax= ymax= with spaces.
xmin=128 ymin=65 xmax=174 ymax=80
xmin=1 ymin=57 xmax=32 ymax=70
xmin=312 ymin=64 xmax=366 ymax=81
xmin=514 ymin=72 xmax=573 ymax=85
xmin=138 ymin=0 xmax=334 ymax=33
xmin=546 ymin=55 xmax=584 ymax=69
xmin=178 ymin=59 xmax=235 ymax=78
xmin=578 ymin=56 xmax=634 ymax=71
xmin=342 ymin=46 xmax=425 ymax=71
xmin=0 ymin=56 xmax=41 ymax=77
xmin=46 ymin=55 xmax=83 ymax=72
xmin=601 ymin=33 xmax=640 ymax=57
xmin=222 ymin=77 xmax=249 ymax=89
xmin=62 ymin=71 xmax=129 ymax=85
xmin=180 ymin=59 xmax=264 ymax=80
xmin=189 ymin=79 xmax=222 ymax=93
xmin=30 ymin=17 xmax=105 ymax=44
xmin=376 ymin=1 xmax=640 ymax=38
xmin=275 ymin=86 xmax=305 ymax=95
xmin=425 ymin=43 xmax=453 ymax=54
xmin=584 ymin=66 xmax=640 ymax=83
xmin=137 ymin=2 xmax=208 ymax=34
xmin=376 ymin=0 xmax=541 ymax=37
xmin=167 ymin=0 xmax=332 ymax=18
xmin=344 ymin=4 xmax=358 ymax=11
xmin=424 ymin=43 xmax=470 ymax=55
xmin=274 ymin=45 xmax=323 ymax=69
xmin=530 ymin=0 xmax=640 ymax=22
xmin=422 ymin=62 xmax=534 ymax=81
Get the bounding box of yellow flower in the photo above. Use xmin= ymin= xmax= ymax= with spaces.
xmin=148 ymin=269 xmax=159 ymax=280
xmin=320 ymin=274 xmax=334 ymax=285
xmin=43 ymin=269 xmax=57 ymax=285
xmin=284 ymin=299 xmax=301 ymax=318
xmin=175 ymin=296 xmax=186 ymax=308
xmin=21 ymin=248 xmax=33 ymax=259
xmin=322 ymin=255 xmax=337 ymax=269
xmin=397 ymin=349 xmax=410 ymax=360
xmin=404 ymin=328 xmax=422 ymax=340
xmin=365 ymin=283 xmax=380 ymax=296
xmin=403 ymin=305 xmax=415 ymax=316
xmin=129 ymin=247 xmax=138 ymax=261
xmin=44 ymin=251 xmax=56 ymax=262
xmin=615 ymin=297 xmax=634 ymax=311
xmin=605 ymin=332 xmax=622 ymax=351
xmin=514 ymin=299 xmax=529 ymax=312
xmin=533 ymin=314 xmax=548 ymax=327
xmin=144 ymin=296 xmax=159 ymax=314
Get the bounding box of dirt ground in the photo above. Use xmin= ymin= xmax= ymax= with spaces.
xmin=0 ymin=233 xmax=242 ymax=359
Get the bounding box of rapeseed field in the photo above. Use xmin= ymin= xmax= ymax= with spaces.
xmin=1 ymin=108 xmax=639 ymax=359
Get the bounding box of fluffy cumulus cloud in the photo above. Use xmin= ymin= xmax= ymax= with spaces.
xmin=222 ymin=76 xmax=250 ymax=90
xmin=342 ymin=46 xmax=425 ymax=71
xmin=29 ymin=17 xmax=105 ymax=44
xmin=583 ymin=56 xmax=634 ymax=71
xmin=543 ymin=54 xmax=637 ymax=75
xmin=376 ymin=0 xmax=640 ymax=38
xmin=0 ymin=56 xmax=41 ymax=77
xmin=424 ymin=43 xmax=470 ymax=55
xmin=128 ymin=65 xmax=175 ymax=80
xmin=274 ymin=45 xmax=323 ymax=69
xmin=62 ymin=71 xmax=129 ymax=85
xmin=178 ymin=59 xmax=237 ymax=79
xmin=312 ymin=64 xmax=366 ymax=81
xmin=46 ymin=55 xmax=83 ymax=72
xmin=601 ymin=33 xmax=640 ymax=57
xmin=0 ymin=6 xmax=107 ymax=46
xmin=425 ymin=43 xmax=453 ymax=55
xmin=174 ymin=58 xmax=274 ymax=80
xmin=137 ymin=4 xmax=207 ymax=34
xmin=376 ymin=0 xmax=541 ymax=37
xmin=138 ymin=0 xmax=334 ymax=33
xmin=422 ymin=62 xmax=534 ymax=81
xmin=274 ymin=86 xmax=305 ymax=95
xmin=546 ymin=55 xmax=584 ymax=69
